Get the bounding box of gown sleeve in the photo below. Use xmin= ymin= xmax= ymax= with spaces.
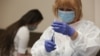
xmin=31 ymin=27 xmax=55 ymax=56
xmin=71 ymin=20 xmax=100 ymax=56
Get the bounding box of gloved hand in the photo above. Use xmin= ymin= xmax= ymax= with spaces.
xmin=45 ymin=36 xmax=56 ymax=52
xmin=51 ymin=21 xmax=75 ymax=36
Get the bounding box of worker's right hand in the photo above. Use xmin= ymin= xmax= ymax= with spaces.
xmin=45 ymin=37 xmax=56 ymax=52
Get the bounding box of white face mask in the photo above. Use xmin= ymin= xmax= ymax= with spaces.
xmin=58 ymin=10 xmax=75 ymax=23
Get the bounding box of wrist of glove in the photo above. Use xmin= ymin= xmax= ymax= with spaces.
xmin=51 ymin=21 xmax=75 ymax=36
xmin=66 ymin=26 xmax=75 ymax=36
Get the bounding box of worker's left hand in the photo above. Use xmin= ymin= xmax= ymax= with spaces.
xmin=51 ymin=21 xmax=75 ymax=36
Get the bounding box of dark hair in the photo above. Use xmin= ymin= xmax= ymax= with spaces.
xmin=0 ymin=9 xmax=43 ymax=56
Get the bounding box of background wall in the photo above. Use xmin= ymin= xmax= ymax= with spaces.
xmin=0 ymin=0 xmax=98 ymax=32
xmin=95 ymin=0 xmax=100 ymax=28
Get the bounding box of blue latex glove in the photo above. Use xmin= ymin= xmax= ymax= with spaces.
xmin=51 ymin=21 xmax=75 ymax=36
xmin=45 ymin=36 xmax=56 ymax=52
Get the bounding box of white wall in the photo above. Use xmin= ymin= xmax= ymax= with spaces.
xmin=95 ymin=0 xmax=100 ymax=28
xmin=0 ymin=0 xmax=95 ymax=32
xmin=82 ymin=0 xmax=94 ymax=21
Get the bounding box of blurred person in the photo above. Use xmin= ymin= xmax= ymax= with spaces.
xmin=31 ymin=0 xmax=100 ymax=56
xmin=0 ymin=9 xmax=43 ymax=56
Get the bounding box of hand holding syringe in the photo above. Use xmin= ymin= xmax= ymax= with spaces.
xmin=44 ymin=32 xmax=56 ymax=52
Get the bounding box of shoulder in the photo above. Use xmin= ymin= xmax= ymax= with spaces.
xmin=43 ymin=26 xmax=53 ymax=33
xmin=82 ymin=20 xmax=99 ymax=29
xmin=77 ymin=19 xmax=100 ymax=33
xmin=41 ymin=26 xmax=53 ymax=36
xmin=78 ymin=19 xmax=96 ymax=28
xmin=18 ymin=26 xmax=29 ymax=32
xmin=79 ymin=19 xmax=94 ymax=26
xmin=18 ymin=26 xmax=29 ymax=33
xmin=16 ymin=26 xmax=29 ymax=36
xmin=39 ymin=26 xmax=54 ymax=40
